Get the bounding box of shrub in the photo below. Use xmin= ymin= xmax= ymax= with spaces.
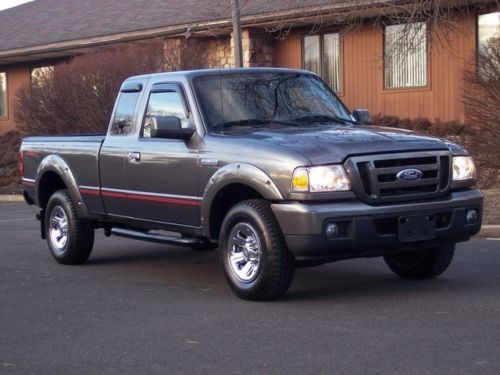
xmin=371 ymin=114 xmax=499 ymax=188
xmin=14 ymin=42 xmax=177 ymax=135
xmin=463 ymin=39 xmax=500 ymax=140
xmin=430 ymin=119 xmax=469 ymax=137
xmin=0 ymin=131 xmax=22 ymax=194
xmin=371 ymin=114 xmax=471 ymax=136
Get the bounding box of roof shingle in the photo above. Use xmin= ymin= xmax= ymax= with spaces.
xmin=0 ymin=0 xmax=342 ymax=52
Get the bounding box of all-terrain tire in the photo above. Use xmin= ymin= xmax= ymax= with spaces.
xmin=219 ymin=199 xmax=295 ymax=301
xmin=45 ymin=189 xmax=94 ymax=265
xmin=384 ymin=242 xmax=455 ymax=279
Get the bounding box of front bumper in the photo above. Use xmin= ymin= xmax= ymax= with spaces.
xmin=271 ymin=189 xmax=483 ymax=262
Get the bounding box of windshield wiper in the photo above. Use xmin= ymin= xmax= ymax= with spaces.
xmin=293 ymin=114 xmax=358 ymax=125
xmin=214 ymin=119 xmax=299 ymax=129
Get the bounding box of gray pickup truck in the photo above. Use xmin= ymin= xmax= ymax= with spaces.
xmin=19 ymin=68 xmax=482 ymax=300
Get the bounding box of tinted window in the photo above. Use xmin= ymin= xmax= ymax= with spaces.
xmin=110 ymin=92 xmax=140 ymax=135
xmin=193 ymin=73 xmax=351 ymax=133
xmin=142 ymin=91 xmax=189 ymax=138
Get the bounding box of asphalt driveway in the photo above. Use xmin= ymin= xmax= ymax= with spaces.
xmin=1 ymin=202 xmax=499 ymax=374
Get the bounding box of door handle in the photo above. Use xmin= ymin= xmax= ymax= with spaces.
xmin=128 ymin=152 xmax=141 ymax=163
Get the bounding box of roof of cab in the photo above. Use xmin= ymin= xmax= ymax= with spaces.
xmin=124 ymin=67 xmax=312 ymax=83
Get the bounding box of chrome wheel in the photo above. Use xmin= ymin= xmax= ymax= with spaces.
xmin=227 ymin=222 xmax=262 ymax=283
xmin=49 ymin=206 xmax=69 ymax=253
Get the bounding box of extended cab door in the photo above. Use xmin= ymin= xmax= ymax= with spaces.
xmin=100 ymin=81 xmax=145 ymax=217
xmin=124 ymin=83 xmax=200 ymax=226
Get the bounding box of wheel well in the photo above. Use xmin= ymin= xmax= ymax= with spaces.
xmin=209 ymin=184 xmax=263 ymax=240
xmin=38 ymin=171 xmax=67 ymax=209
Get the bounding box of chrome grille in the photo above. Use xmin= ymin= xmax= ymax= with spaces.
xmin=345 ymin=151 xmax=451 ymax=203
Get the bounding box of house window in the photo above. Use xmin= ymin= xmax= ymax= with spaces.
xmin=384 ymin=22 xmax=427 ymax=89
xmin=0 ymin=72 xmax=6 ymax=118
xmin=303 ymin=33 xmax=341 ymax=92
xmin=477 ymin=12 xmax=499 ymax=80
xmin=478 ymin=12 xmax=499 ymax=52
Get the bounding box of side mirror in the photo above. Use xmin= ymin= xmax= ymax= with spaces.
xmin=150 ymin=116 xmax=195 ymax=140
xmin=352 ymin=109 xmax=372 ymax=125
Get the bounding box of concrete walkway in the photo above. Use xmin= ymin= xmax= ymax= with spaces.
xmin=0 ymin=195 xmax=24 ymax=202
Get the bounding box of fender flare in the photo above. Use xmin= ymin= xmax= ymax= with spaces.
xmin=201 ymin=163 xmax=284 ymax=237
xmin=35 ymin=154 xmax=90 ymax=218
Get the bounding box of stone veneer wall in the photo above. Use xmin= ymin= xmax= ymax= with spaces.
xmin=163 ymin=28 xmax=275 ymax=70
xmin=239 ymin=28 xmax=275 ymax=67
xmin=164 ymin=36 xmax=232 ymax=70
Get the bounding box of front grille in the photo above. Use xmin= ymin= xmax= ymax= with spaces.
xmin=345 ymin=151 xmax=451 ymax=203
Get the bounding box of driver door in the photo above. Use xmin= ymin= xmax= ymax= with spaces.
xmin=125 ymin=83 xmax=200 ymax=226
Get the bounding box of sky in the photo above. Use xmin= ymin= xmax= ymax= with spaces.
xmin=0 ymin=0 xmax=33 ymax=11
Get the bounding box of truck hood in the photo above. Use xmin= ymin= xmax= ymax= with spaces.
xmin=241 ymin=125 xmax=450 ymax=165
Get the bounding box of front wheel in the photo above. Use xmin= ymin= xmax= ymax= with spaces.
xmin=219 ymin=199 xmax=295 ymax=301
xmin=45 ymin=190 xmax=95 ymax=265
xmin=384 ymin=242 xmax=455 ymax=279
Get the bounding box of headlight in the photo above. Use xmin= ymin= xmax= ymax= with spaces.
xmin=292 ymin=165 xmax=351 ymax=192
xmin=452 ymin=156 xmax=476 ymax=181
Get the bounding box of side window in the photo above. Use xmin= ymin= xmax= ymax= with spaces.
xmin=110 ymin=91 xmax=140 ymax=135
xmin=142 ymin=91 xmax=189 ymax=138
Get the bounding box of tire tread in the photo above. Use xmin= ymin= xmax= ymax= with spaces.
xmin=220 ymin=199 xmax=295 ymax=301
xmin=384 ymin=243 xmax=455 ymax=279
xmin=45 ymin=189 xmax=94 ymax=265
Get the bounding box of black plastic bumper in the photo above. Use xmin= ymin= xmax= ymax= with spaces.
xmin=271 ymin=189 xmax=483 ymax=262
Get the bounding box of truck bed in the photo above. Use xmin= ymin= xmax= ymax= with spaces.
xmin=20 ymin=134 xmax=106 ymax=207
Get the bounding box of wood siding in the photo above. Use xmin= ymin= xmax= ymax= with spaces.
xmin=274 ymin=14 xmax=477 ymax=123
xmin=0 ymin=64 xmax=30 ymax=135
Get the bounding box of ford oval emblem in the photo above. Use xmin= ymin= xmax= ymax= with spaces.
xmin=396 ymin=168 xmax=423 ymax=182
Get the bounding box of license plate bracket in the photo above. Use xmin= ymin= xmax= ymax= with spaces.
xmin=398 ymin=214 xmax=436 ymax=242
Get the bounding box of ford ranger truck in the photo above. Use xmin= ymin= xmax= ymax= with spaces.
xmin=19 ymin=68 xmax=483 ymax=300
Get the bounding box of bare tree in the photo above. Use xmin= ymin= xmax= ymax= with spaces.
xmin=463 ymin=38 xmax=500 ymax=139
xmin=15 ymin=42 xmax=177 ymax=135
xmin=264 ymin=0 xmax=497 ymax=52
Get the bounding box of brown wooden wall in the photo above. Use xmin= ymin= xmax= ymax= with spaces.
xmin=274 ymin=14 xmax=477 ymax=123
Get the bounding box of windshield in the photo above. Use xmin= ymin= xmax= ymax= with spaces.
xmin=192 ymin=72 xmax=353 ymax=133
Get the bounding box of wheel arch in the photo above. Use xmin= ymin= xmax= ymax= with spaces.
xmin=201 ymin=163 xmax=284 ymax=240
xmin=35 ymin=155 xmax=90 ymax=218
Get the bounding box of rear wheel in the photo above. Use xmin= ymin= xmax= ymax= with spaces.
xmin=45 ymin=190 xmax=94 ymax=265
xmin=384 ymin=242 xmax=455 ymax=279
xmin=219 ymin=199 xmax=295 ymax=301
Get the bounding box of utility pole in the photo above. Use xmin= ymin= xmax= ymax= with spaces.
xmin=231 ymin=0 xmax=243 ymax=67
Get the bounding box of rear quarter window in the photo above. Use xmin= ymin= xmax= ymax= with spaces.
xmin=110 ymin=91 xmax=140 ymax=135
